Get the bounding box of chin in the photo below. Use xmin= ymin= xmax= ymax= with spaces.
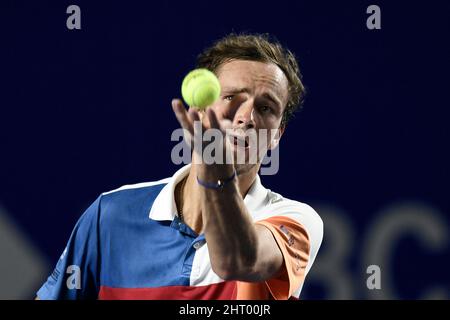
xmin=226 ymin=140 xmax=265 ymax=175
xmin=234 ymin=163 xmax=258 ymax=176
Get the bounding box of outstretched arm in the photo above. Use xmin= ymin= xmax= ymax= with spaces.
xmin=172 ymin=99 xmax=284 ymax=282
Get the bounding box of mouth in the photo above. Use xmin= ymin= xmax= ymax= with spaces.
xmin=230 ymin=135 xmax=250 ymax=149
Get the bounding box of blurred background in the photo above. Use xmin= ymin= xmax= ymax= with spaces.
xmin=0 ymin=0 xmax=449 ymax=299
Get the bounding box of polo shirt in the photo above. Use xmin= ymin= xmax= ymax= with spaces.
xmin=37 ymin=164 xmax=323 ymax=300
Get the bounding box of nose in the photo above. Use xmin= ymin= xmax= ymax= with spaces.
xmin=234 ymin=100 xmax=255 ymax=129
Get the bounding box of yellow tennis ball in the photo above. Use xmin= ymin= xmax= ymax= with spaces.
xmin=181 ymin=68 xmax=221 ymax=109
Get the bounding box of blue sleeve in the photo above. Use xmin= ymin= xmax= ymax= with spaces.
xmin=37 ymin=195 xmax=101 ymax=300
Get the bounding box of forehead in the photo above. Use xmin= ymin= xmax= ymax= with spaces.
xmin=216 ymin=60 xmax=289 ymax=104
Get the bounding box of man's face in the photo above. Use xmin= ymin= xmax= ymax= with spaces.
xmin=206 ymin=59 xmax=289 ymax=174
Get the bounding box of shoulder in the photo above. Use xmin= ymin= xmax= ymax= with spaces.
xmin=256 ymin=191 xmax=323 ymax=233
xmin=101 ymin=178 xmax=169 ymax=203
xmin=96 ymin=178 xmax=170 ymax=220
xmin=102 ymin=177 xmax=170 ymax=197
xmin=254 ymin=190 xmax=324 ymax=253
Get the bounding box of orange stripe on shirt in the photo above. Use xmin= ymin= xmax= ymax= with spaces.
xmin=235 ymin=216 xmax=310 ymax=300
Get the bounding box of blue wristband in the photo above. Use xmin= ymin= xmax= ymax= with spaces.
xmin=196 ymin=170 xmax=237 ymax=190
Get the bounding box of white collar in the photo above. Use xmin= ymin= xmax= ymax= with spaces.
xmin=149 ymin=164 xmax=269 ymax=221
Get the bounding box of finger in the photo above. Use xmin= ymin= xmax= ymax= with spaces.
xmin=189 ymin=108 xmax=210 ymax=132
xmin=172 ymin=99 xmax=194 ymax=134
xmin=188 ymin=107 xmax=201 ymax=123
xmin=172 ymin=99 xmax=195 ymax=148
xmin=206 ymin=108 xmax=221 ymax=131
xmin=188 ymin=108 xmax=206 ymax=137
xmin=220 ymin=118 xmax=233 ymax=131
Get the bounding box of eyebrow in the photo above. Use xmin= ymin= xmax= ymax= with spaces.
xmin=222 ymin=87 xmax=251 ymax=95
xmin=222 ymin=87 xmax=282 ymax=108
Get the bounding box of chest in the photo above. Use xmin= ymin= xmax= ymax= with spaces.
xmin=99 ymin=217 xmax=220 ymax=288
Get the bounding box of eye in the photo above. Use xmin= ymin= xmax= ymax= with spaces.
xmin=259 ymin=105 xmax=272 ymax=113
xmin=224 ymin=95 xmax=234 ymax=101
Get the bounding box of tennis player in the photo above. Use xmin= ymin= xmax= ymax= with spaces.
xmin=36 ymin=33 xmax=323 ymax=300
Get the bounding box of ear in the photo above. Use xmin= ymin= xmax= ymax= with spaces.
xmin=269 ymin=125 xmax=285 ymax=150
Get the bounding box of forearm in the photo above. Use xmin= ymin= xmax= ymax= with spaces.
xmin=197 ymin=164 xmax=259 ymax=278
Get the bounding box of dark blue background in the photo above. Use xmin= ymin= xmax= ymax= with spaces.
xmin=1 ymin=0 xmax=449 ymax=299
